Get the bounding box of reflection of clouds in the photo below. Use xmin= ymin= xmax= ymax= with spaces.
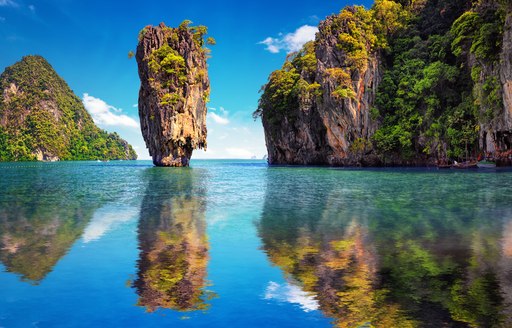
xmin=264 ymin=281 xmax=319 ymax=312
xmin=82 ymin=206 xmax=137 ymax=243
xmin=206 ymin=211 xmax=229 ymax=226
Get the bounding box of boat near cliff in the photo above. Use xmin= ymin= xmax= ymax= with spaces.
xmin=453 ymin=161 xmax=478 ymax=169
xmin=477 ymin=160 xmax=497 ymax=168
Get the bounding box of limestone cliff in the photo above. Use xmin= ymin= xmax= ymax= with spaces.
xmin=136 ymin=22 xmax=210 ymax=167
xmin=256 ymin=7 xmax=382 ymax=166
xmin=460 ymin=1 xmax=512 ymax=165
xmin=496 ymin=5 xmax=512 ymax=164
xmin=257 ymin=0 xmax=512 ymax=166
xmin=500 ymin=11 xmax=512 ymax=131
xmin=0 ymin=56 xmax=137 ymax=161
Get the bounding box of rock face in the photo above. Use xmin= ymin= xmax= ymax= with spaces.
xmin=473 ymin=3 xmax=512 ymax=164
xmin=136 ymin=22 xmax=210 ymax=167
xmin=0 ymin=55 xmax=137 ymax=161
xmin=496 ymin=7 xmax=512 ymax=160
xmin=258 ymin=1 xmax=512 ymax=166
xmin=257 ymin=8 xmax=380 ymax=166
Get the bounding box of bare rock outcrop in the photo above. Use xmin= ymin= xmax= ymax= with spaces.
xmin=136 ymin=22 xmax=210 ymax=167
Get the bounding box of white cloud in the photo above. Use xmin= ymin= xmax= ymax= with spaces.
xmin=82 ymin=93 xmax=139 ymax=128
xmin=28 ymin=4 xmax=34 ymax=13
xmin=193 ymin=109 xmax=267 ymax=160
xmin=0 ymin=0 xmax=17 ymax=7
xmin=226 ymin=147 xmax=254 ymax=159
xmin=82 ymin=206 xmax=137 ymax=243
xmin=260 ymin=37 xmax=281 ymax=54
xmin=264 ymin=281 xmax=319 ymax=312
xmin=207 ymin=106 xmax=230 ymax=125
xmin=209 ymin=112 xmax=229 ymax=125
xmin=259 ymin=25 xmax=318 ymax=54
xmin=132 ymin=103 xmax=138 ymax=108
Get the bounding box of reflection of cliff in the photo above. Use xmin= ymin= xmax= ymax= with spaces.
xmin=500 ymin=220 xmax=512 ymax=326
xmin=0 ymin=170 xmax=96 ymax=283
xmin=258 ymin=171 xmax=413 ymax=327
xmin=447 ymin=228 xmax=505 ymax=327
xmin=134 ymin=168 xmax=211 ymax=312
xmin=258 ymin=170 xmax=512 ymax=327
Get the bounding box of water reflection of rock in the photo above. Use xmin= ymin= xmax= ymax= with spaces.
xmin=500 ymin=219 xmax=512 ymax=326
xmin=258 ymin=171 xmax=414 ymax=327
xmin=134 ymin=168 xmax=212 ymax=312
xmin=258 ymin=169 xmax=512 ymax=327
xmin=0 ymin=170 xmax=96 ymax=283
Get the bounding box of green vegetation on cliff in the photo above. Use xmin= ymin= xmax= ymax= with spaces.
xmin=136 ymin=21 xmax=211 ymax=167
xmin=257 ymin=0 xmax=511 ymax=165
xmin=255 ymin=1 xmax=406 ymax=123
xmin=372 ymin=0 xmax=505 ymax=162
xmin=0 ymin=55 xmax=137 ymax=161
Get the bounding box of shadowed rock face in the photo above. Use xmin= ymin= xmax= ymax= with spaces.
xmin=500 ymin=11 xmax=512 ymax=132
xmin=136 ymin=22 xmax=209 ymax=167
xmin=259 ymin=2 xmax=512 ymax=167
xmin=495 ymin=7 xmax=512 ymax=162
xmin=258 ymin=9 xmax=381 ymax=166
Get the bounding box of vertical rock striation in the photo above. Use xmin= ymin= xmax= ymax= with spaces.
xmin=497 ymin=6 xmax=512 ymax=160
xmin=257 ymin=7 xmax=381 ymax=166
xmin=258 ymin=1 xmax=512 ymax=166
xmin=136 ymin=22 xmax=210 ymax=167
xmin=314 ymin=13 xmax=381 ymax=166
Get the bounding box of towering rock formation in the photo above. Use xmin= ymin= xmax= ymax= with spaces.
xmin=496 ymin=4 xmax=512 ymax=163
xmin=469 ymin=1 xmax=512 ymax=164
xmin=257 ymin=0 xmax=512 ymax=166
xmin=256 ymin=7 xmax=383 ymax=166
xmin=0 ymin=56 xmax=137 ymax=161
xmin=500 ymin=8 xmax=512 ymax=131
xmin=136 ymin=22 xmax=210 ymax=167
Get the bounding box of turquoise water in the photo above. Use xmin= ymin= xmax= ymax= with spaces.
xmin=0 ymin=160 xmax=511 ymax=327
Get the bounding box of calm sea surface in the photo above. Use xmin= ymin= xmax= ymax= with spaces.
xmin=0 ymin=160 xmax=511 ymax=327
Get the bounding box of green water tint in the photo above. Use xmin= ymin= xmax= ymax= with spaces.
xmin=259 ymin=168 xmax=512 ymax=327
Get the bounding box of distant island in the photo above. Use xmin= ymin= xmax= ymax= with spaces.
xmin=255 ymin=0 xmax=512 ymax=167
xmin=0 ymin=55 xmax=137 ymax=162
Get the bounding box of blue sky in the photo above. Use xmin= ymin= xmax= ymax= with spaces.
xmin=0 ymin=0 xmax=372 ymax=159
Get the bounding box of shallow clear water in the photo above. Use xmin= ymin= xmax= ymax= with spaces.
xmin=0 ymin=160 xmax=511 ymax=327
